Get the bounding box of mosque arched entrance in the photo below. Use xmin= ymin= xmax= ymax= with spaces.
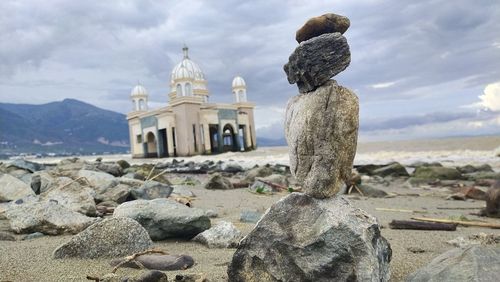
xmin=144 ymin=131 xmax=158 ymax=157
xmin=222 ymin=124 xmax=238 ymax=152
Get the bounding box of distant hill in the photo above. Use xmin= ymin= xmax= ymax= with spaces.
xmin=0 ymin=99 xmax=129 ymax=156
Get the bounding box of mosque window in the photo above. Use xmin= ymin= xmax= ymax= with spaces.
xmin=136 ymin=134 xmax=142 ymax=144
xmin=176 ymin=84 xmax=183 ymax=96
xmin=185 ymin=83 xmax=192 ymax=96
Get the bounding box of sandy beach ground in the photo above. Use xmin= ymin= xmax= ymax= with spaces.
xmin=1 ymin=136 xmax=500 ymax=281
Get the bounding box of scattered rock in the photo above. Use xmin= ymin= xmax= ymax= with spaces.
xmin=193 ymin=221 xmax=242 ymax=248
xmin=54 ymin=158 xmax=85 ymax=177
xmin=447 ymin=233 xmax=500 ymax=248
xmin=355 ymin=184 xmax=388 ymax=198
xmin=228 ymin=193 xmax=391 ymax=281
xmin=451 ymin=186 xmax=487 ymax=200
xmin=131 ymin=181 xmax=173 ymax=200
xmin=481 ymin=180 xmax=500 ymax=218
xmin=98 ymin=184 xmax=132 ymax=204
xmin=116 ymin=160 xmax=131 ymax=169
xmin=285 ymin=80 xmax=358 ymax=198
xmin=42 ymin=180 xmax=97 ymax=216
xmin=412 ymin=166 xmax=462 ymax=181
xmin=171 ymin=185 xmax=196 ymax=198
xmin=5 ymin=159 xmax=45 ymax=173
xmin=296 ymin=13 xmax=350 ymax=43
xmin=371 ymin=162 xmax=409 ymax=177
xmin=0 ymin=231 xmax=15 ymax=241
xmin=5 ymin=201 xmax=98 ymax=235
xmin=239 ymin=210 xmax=263 ymax=223
xmin=204 ymin=209 xmax=218 ymax=218
xmin=110 ymin=254 xmax=194 ymax=271
xmin=406 ymin=245 xmax=500 ymax=282
xmin=464 ymin=171 xmax=500 ymax=181
xmin=407 ymin=247 xmax=426 ymax=253
xmin=257 ymin=174 xmax=288 ymax=186
xmin=174 ymin=273 xmax=208 ymax=282
xmin=22 ymin=232 xmax=45 ymax=240
xmin=77 ymin=169 xmax=116 ymax=192
xmin=95 ymin=162 xmax=123 ymax=177
xmin=0 ymin=173 xmax=36 ymax=202
xmin=53 ymin=217 xmax=153 ymax=259
xmin=248 ymin=180 xmax=274 ymax=194
xmin=284 ymin=33 xmax=351 ymax=93
xmin=220 ymin=163 xmax=244 ymax=173
xmin=244 ymin=166 xmax=274 ymax=182
xmin=204 ymin=173 xmax=234 ymax=190
xmin=114 ymin=198 xmax=211 ymax=240
xmin=457 ymin=164 xmax=493 ymax=174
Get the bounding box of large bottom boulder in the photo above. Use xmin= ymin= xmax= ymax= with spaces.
xmin=406 ymin=245 xmax=500 ymax=282
xmin=228 ymin=193 xmax=391 ymax=282
xmin=114 ymin=198 xmax=210 ymax=240
xmin=53 ymin=217 xmax=153 ymax=259
xmin=4 ymin=201 xmax=98 ymax=235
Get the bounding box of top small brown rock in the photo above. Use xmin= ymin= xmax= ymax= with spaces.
xmin=296 ymin=13 xmax=350 ymax=43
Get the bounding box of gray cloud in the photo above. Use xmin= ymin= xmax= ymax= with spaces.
xmin=1 ymin=0 xmax=499 ymax=141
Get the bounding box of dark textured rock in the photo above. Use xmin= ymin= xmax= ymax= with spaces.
xmin=296 ymin=13 xmax=350 ymax=43
xmin=96 ymin=162 xmax=123 ymax=177
xmin=407 ymin=245 xmax=500 ymax=282
xmin=204 ymin=173 xmax=234 ymax=190
xmin=284 ymin=33 xmax=351 ymax=93
xmin=412 ymin=166 xmax=462 ymax=180
xmin=6 ymin=159 xmax=45 ymax=173
xmin=116 ymin=160 xmax=131 ymax=169
xmin=110 ymin=254 xmax=194 ymax=271
xmin=228 ymin=193 xmax=391 ymax=281
xmin=53 ymin=217 xmax=153 ymax=259
xmin=114 ymin=198 xmax=210 ymax=240
xmin=372 ymin=162 xmax=409 ymax=177
xmin=457 ymin=164 xmax=493 ymax=174
xmin=481 ymin=180 xmax=500 ymax=218
xmin=244 ymin=166 xmax=274 ymax=182
xmin=285 ymin=80 xmax=359 ymax=198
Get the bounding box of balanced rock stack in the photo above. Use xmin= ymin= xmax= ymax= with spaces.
xmin=228 ymin=13 xmax=392 ymax=281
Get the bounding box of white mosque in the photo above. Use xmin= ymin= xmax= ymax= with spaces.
xmin=127 ymin=45 xmax=257 ymax=158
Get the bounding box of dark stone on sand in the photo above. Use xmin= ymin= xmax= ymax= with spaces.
xmin=412 ymin=166 xmax=462 ymax=180
xmin=204 ymin=173 xmax=234 ymax=190
xmin=110 ymin=254 xmax=194 ymax=271
xmin=371 ymin=162 xmax=409 ymax=177
xmin=284 ymin=33 xmax=351 ymax=93
xmin=296 ymin=13 xmax=350 ymax=43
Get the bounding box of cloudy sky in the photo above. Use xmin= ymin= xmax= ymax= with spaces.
xmin=1 ymin=0 xmax=500 ymax=142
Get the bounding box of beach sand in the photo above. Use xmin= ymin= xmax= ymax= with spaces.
xmin=1 ymin=136 xmax=500 ymax=281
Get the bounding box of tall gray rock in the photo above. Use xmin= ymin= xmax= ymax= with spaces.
xmin=284 ymin=33 xmax=350 ymax=93
xmin=228 ymin=193 xmax=391 ymax=281
xmin=285 ymin=80 xmax=359 ymax=198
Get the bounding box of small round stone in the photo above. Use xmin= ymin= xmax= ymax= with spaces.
xmin=296 ymin=13 xmax=350 ymax=43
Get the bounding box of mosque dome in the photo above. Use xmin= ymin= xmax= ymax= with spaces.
xmin=171 ymin=45 xmax=206 ymax=83
xmin=232 ymin=76 xmax=246 ymax=88
xmin=131 ymin=84 xmax=148 ymax=97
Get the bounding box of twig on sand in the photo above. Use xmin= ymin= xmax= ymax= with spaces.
xmin=257 ymin=179 xmax=288 ymax=191
xmin=411 ymin=217 xmax=500 ymax=229
xmin=148 ymin=168 xmax=169 ymax=182
xmin=389 ymin=220 xmax=456 ymax=231
xmin=111 ymin=249 xmax=168 ymax=273
xmin=145 ymin=164 xmax=158 ymax=181
xmin=376 ymin=208 xmax=427 ymax=214
xmin=437 ymin=206 xmax=483 ymax=210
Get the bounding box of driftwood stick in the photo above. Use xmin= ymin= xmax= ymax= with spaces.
xmin=145 ymin=164 xmax=157 ymax=181
xmin=86 ymin=276 xmax=100 ymax=281
xmin=111 ymin=249 xmax=168 ymax=273
xmin=389 ymin=220 xmax=457 ymax=231
xmin=376 ymin=208 xmax=427 ymax=213
xmin=59 ymin=176 xmax=92 ymax=189
xmin=258 ymin=179 xmax=288 ymax=191
xmin=353 ymin=185 xmax=365 ymax=196
xmin=148 ymin=168 xmax=169 ymax=182
xmin=411 ymin=217 xmax=500 ymax=229
xmin=437 ymin=206 xmax=483 ymax=210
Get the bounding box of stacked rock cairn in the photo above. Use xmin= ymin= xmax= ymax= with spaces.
xmin=228 ymin=13 xmax=392 ymax=281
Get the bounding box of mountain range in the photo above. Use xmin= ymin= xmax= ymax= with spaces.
xmin=0 ymin=99 xmax=285 ymax=158
xmin=0 ymin=99 xmax=129 ymax=156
